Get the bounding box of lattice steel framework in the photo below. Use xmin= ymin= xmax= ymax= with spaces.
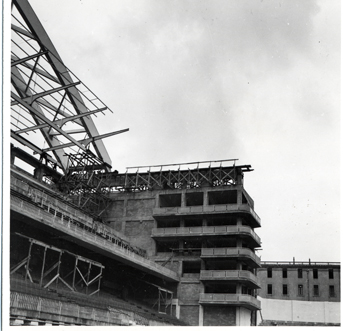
xmin=11 ymin=0 xmax=128 ymax=175
xmin=97 ymin=159 xmax=252 ymax=192
xmin=11 ymin=233 xmax=104 ymax=296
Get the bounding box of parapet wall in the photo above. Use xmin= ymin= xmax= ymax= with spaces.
xmin=257 ymin=296 xmax=340 ymax=325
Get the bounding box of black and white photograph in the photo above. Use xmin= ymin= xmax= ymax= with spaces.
xmin=5 ymin=0 xmax=340 ymax=327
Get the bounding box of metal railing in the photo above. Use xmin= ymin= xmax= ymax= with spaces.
xmin=11 ymin=195 xmax=179 ymax=282
xmin=261 ymin=261 xmax=340 ymax=266
xmin=199 ymin=293 xmax=261 ymax=309
xmin=152 ymin=225 xmax=261 ymax=245
xmin=201 ymin=247 xmax=261 ymax=265
xmin=200 ymin=270 xmax=259 ymax=285
xmin=153 ymin=204 xmax=261 ymax=225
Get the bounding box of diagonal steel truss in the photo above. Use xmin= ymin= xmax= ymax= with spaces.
xmin=11 ymin=0 xmax=128 ymax=175
xmin=11 ymin=233 xmax=104 ymax=296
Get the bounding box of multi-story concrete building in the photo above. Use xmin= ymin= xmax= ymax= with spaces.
xmin=9 ymin=1 xmax=262 ymax=326
xmin=256 ymin=261 xmax=341 ymax=326
xmin=101 ymin=163 xmax=262 ymax=326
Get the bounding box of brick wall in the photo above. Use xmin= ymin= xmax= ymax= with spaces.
xmin=179 ymin=305 xmax=199 ymax=326
xmin=203 ymin=306 xmax=236 ymax=326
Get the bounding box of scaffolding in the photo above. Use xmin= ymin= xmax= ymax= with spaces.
xmin=11 ymin=233 xmax=104 ymax=296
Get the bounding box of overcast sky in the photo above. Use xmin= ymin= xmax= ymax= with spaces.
xmin=26 ymin=0 xmax=340 ymax=262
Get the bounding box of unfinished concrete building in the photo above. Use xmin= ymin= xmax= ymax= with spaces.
xmin=9 ymin=0 xmax=261 ymax=326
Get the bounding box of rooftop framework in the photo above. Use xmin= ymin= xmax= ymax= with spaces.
xmin=11 ymin=0 xmax=128 ymax=175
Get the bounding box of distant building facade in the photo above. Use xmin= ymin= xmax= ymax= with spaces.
xmin=257 ymin=261 xmax=340 ymax=302
xmin=256 ymin=261 xmax=340 ymax=326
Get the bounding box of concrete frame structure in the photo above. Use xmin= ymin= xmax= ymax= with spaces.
xmin=102 ymin=162 xmax=262 ymax=326
xmin=9 ymin=1 xmax=262 ymax=326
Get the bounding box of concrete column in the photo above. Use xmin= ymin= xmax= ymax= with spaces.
xmin=237 ymin=189 xmax=243 ymax=205
xmin=201 ymin=259 xmax=206 ymax=270
xmin=236 ymin=238 xmax=242 ymax=248
xmin=202 ymin=218 xmax=207 ymax=226
xmin=203 ymin=191 xmax=209 ymax=206
xmin=199 ymin=305 xmax=204 ymax=326
xmin=181 ymin=192 xmax=186 ymax=207
xmin=156 ymin=194 xmax=160 ymax=208
xmin=174 ymin=299 xmax=181 ymax=319
xmin=237 ymin=217 xmax=243 ymax=226
xmin=236 ymin=307 xmax=241 ymax=326
xmin=34 ymin=166 xmax=44 ymax=181
xmin=236 ymin=171 xmax=243 ymax=186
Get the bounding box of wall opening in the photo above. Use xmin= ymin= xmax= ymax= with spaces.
xmin=207 ymin=216 xmax=236 ymax=226
xmin=282 ymin=268 xmax=288 ymax=278
xmin=159 ymin=194 xmax=181 ymax=207
xmin=185 ymin=192 xmax=203 ymax=206
xmin=182 ymin=261 xmax=201 ymax=275
xmin=206 ymin=238 xmax=236 ymax=248
xmin=184 ymin=218 xmax=203 ymax=227
xmin=208 ymin=190 xmax=237 ymax=205
xmin=156 ymin=240 xmax=179 ymax=253
xmin=205 ymin=284 xmax=236 ymax=294
xmin=156 ymin=218 xmax=180 ymax=228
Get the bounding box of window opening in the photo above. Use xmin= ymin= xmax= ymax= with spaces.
xmin=329 ymin=285 xmax=335 ymax=297
xmin=282 ymin=268 xmax=287 ymax=278
xmin=313 ymin=285 xmax=319 ymax=296
xmin=267 ymin=268 xmax=272 ymax=278
xmin=282 ymin=284 xmax=288 ymax=295
xmin=267 ymin=284 xmax=272 ymax=295
xmin=298 ymin=268 xmax=303 ymax=278
xmin=313 ymin=269 xmax=318 ymax=279
xmin=298 ymin=284 xmax=303 ymax=296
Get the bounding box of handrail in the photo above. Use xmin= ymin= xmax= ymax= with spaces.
xmin=153 ymin=204 xmax=261 ymax=225
xmin=199 ymin=293 xmax=261 ymax=308
xmin=201 ymin=247 xmax=261 ymax=265
xmin=261 ymin=261 xmax=340 ymax=266
xmin=152 ymin=225 xmax=261 ymax=244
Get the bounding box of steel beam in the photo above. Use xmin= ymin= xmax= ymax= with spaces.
xmin=15 ymin=107 xmax=107 ymax=134
xmin=13 ymin=0 xmax=113 ymax=167
xmin=43 ymin=128 xmax=129 ymax=152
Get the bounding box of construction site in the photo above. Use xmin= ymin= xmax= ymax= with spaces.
xmin=9 ymin=0 xmax=262 ymax=326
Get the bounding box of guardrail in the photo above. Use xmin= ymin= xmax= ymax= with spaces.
xmin=261 ymin=261 xmax=340 ymax=266
xmin=153 ymin=204 xmax=261 ymax=226
xmin=199 ymin=293 xmax=261 ymax=309
xmin=152 ymin=226 xmax=261 ymax=245
xmin=201 ymin=247 xmax=261 ymax=266
xmin=11 ymin=195 xmax=179 ymax=282
xmin=200 ymin=270 xmax=259 ymax=286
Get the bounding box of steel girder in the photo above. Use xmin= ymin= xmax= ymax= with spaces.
xmin=11 ymin=0 xmax=128 ymax=174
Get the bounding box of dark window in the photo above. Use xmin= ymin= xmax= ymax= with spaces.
xmin=313 ymin=269 xmax=318 ymax=279
xmin=267 ymin=268 xmax=272 ymax=278
xmin=329 ymin=268 xmax=334 ymax=279
xmin=298 ymin=285 xmax=304 ymax=296
xmin=329 ymin=285 xmax=335 ymax=297
xmin=267 ymin=284 xmax=273 ymax=295
xmin=283 ymin=284 xmax=288 ymax=295
xmin=313 ymin=285 xmax=319 ymax=296
xmin=298 ymin=269 xmax=303 ymax=278
xmin=282 ymin=268 xmax=288 ymax=278
xmin=159 ymin=194 xmax=181 ymax=207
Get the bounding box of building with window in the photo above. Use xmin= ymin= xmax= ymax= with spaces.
xmin=256 ymin=261 xmax=340 ymax=326
xmin=10 ymin=1 xmax=263 ymax=326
